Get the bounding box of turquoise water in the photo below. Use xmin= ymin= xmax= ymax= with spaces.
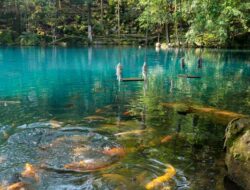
xmin=0 ymin=47 xmax=249 ymax=190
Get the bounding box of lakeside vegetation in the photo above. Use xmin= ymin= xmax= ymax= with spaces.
xmin=0 ymin=0 xmax=249 ymax=47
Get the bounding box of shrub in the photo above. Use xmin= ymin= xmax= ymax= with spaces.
xmin=19 ymin=32 xmax=40 ymax=46
xmin=0 ymin=29 xmax=14 ymax=45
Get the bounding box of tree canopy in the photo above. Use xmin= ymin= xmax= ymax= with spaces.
xmin=0 ymin=0 xmax=249 ymax=47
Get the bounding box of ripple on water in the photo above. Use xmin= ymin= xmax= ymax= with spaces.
xmin=0 ymin=123 xmax=125 ymax=189
xmin=0 ymin=121 xmax=192 ymax=190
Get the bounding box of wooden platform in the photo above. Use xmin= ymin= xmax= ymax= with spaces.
xmin=121 ymin=78 xmax=144 ymax=82
xmin=178 ymin=74 xmax=201 ymax=79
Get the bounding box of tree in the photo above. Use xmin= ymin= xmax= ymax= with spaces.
xmin=138 ymin=0 xmax=171 ymax=43
xmin=87 ymin=0 xmax=92 ymax=42
xmin=184 ymin=0 xmax=249 ymax=47
xmin=0 ymin=0 xmax=249 ymax=47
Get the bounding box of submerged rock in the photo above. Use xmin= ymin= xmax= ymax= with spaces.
xmin=21 ymin=163 xmax=40 ymax=183
xmin=224 ymin=118 xmax=250 ymax=189
xmin=17 ymin=120 xmax=63 ymax=130
xmin=0 ymin=101 xmax=21 ymax=106
xmin=0 ymin=125 xmax=12 ymax=143
xmin=0 ymin=125 xmax=124 ymax=187
xmin=83 ymin=115 xmax=107 ymax=123
xmin=5 ymin=182 xmax=26 ymax=190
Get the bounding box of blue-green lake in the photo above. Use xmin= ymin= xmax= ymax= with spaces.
xmin=0 ymin=47 xmax=249 ymax=190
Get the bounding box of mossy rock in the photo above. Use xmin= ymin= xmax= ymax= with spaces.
xmin=224 ymin=118 xmax=250 ymax=189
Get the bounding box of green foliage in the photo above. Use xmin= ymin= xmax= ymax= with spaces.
xmin=0 ymin=0 xmax=249 ymax=47
xmin=0 ymin=29 xmax=14 ymax=45
xmin=138 ymin=0 xmax=169 ymax=28
xmin=185 ymin=0 xmax=249 ymax=47
xmin=19 ymin=32 xmax=40 ymax=46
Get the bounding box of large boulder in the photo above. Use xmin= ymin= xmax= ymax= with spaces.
xmin=224 ymin=118 xmax=250 ymax=189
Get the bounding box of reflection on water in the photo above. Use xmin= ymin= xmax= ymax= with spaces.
xmin=0 ymin=47 xmax=249 ymax=190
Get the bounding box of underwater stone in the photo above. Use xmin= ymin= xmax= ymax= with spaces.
xmin=17 ymin=122 xmax=51 ymax=129
xmin=224 ymin=118 xmax=250 ymax=189
xmin=1 ymin=126 xmax=123 ymax=178
xmin=0 ymin=125 xmax=12 ymax=143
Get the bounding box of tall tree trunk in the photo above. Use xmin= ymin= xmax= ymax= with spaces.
xmin=117 ymin=0 xmax=120 ymax=38
xmin=100 ymin=0 xmax=104 ymax=31
xmin=24 ymin=1 xmax=29 ymax=32
xmin=57 ymin=0 xmax=62 ymax=10
xmin=49 ymin=1 xmax=57 ymax=45
xmin=179 ymin=0 xmax=182 ymax=45
xmin=14 ymin=0 xmax=21 ymax=34
xmin=53 ymin=1 xmax=61 ymax=44
xmin=56 ymin=0 xmax=61 ymax=10
xmin=174 ymin=0 xmax=179 ymax=45
xmin=87 ymin=1 xmax=92 ymax=43
xmin=165 ymin=21 xmax=170 ymax=44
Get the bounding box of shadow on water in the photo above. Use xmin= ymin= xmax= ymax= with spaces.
xmin=0 ymin=47 xmax=249 ymax=189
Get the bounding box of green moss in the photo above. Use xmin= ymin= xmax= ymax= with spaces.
xmin=229 ymin=130 xmax=250 ymax=162
xmin=224 ymin=118 xmax=250 ymax=148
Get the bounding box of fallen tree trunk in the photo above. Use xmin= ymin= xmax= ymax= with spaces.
xmin=161 ymin=102 xmax=247 ymax=125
